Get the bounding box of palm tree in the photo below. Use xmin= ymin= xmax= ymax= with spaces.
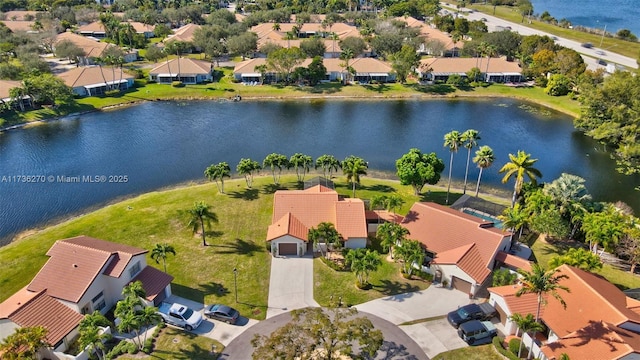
xmin=236 ymin=158 xmax=262 ymax=189
xmin=263 ymin=153 xmax=290 ymax=185
xmin=204 ymin=162 xmax=231 ymax=194
xmin=184 ymin=201 xmax=218 ymax=246
xmin=443 ymin=130 xmax=463 ymax=204
xmin=151 ymin=243 xmax=176 ymax=273
xmin=315 ymin=154 xmax=341 ymax=179
xmin=341 ymin=155 xmax=368 ymax=198
xmin=122 ymin=280 xmax=146 ymax=301
xmin=509 ymin=313 xmax=544 ymax=358
xmin=461 ymin=129 xmax=481 ymax=195
xmin=499 ymin=204 xmax=528 ymax=246
xmin=544 ymin=173 xmax=592 ymax=238
xmin=339 ymin=48 xmax=355 ymax=84
xmin=499 ymin=150 xmax=542 ymax=207
xmin=472 ymin=145 xmax=495 ymax=196
xmin=377 ymin=222 xmax=408 ymax=259
xmin=395 ymin=239 xmax=424 ymax=276
xmin=272 ymin=22 xmax=281 ymax=32
xmin=289 ymin=153 xmax=314 ymax=182
xmin=483 ymin=44 xmax=498 ymax=81
xmin=385 ymin=194 xmax=404 ymax=219
xmin=516 ymin=264 xmax=570 ymax=359
xmin=308 ymin=222 xmax=342 ymax=259
xmin=345 ymin=248 xmax=382 ymax=286
xmin=138 ymin=306 xmax=162 ymax=345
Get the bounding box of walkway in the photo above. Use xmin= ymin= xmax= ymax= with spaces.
xmin=266 ymin=254 xmax=319 ymax=318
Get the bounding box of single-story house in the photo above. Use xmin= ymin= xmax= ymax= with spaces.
xmin=396 ymin=16 xmax=463 ymax=57
xmin=0 ymin=287 xmax=84 ymax=356
xmin=419 ymin=57 xmax=523 ymax=83
xmin=149 ymin=58 xmax=213 ymax=84
xmin=164 ymin=23 xmax=201 ymax=44
xmin=1 ymin=10 xmax=40 ymax=21
xmin=56 ymin=66 xmax=135 ymax=96
xmin=54 ymin=32 xmax=138 ymax=65
xmin=0 ymin=79 xmax=32 ymax=111
xmin=233 ymin=57 xmax=395 ymax=84
xmin=489 ymin=265 xmax=640 ymax=360
xmin=0 ymin=20 xmax=38 ymax=33
xmin=77 ymin=21 xmax=155 ymax=39
xmin=400 ymin=202 xmax=512 ymax=295
xmin=267 ymin=185 xmax=368 ymax=257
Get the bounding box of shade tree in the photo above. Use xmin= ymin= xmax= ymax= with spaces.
xmin=395 ymin=148 xmax=445 ymax=195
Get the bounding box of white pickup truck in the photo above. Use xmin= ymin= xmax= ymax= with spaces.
xmin=157 ymin=302 xmax=203 ymax=331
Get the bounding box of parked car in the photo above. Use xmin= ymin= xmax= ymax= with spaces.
xmin=458 ymin=320 xmax=498 ymax=345
xmin=157 ymin=302 xmax=203 ymax=331
xmin=204 ymin=304 xmax=240 ymax=324
xmin=447 ymin=303 xmax=497 ymax=328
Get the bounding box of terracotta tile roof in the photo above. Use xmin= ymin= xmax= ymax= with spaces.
xmin=1 ymin=20 xmax=35 ymax=32
xmin=77 ymin=21 xmax=105 ymax=33
xmin=2 ymin=11 xmax=39 ymax=20
xmin=267 ymin=212 xmax=309 ymax=241
xmin=431 ymin=244 xmax=473 ymax=264
xmin=57 ymin=66 xmax=133 ymax=88
xmin=268 ymin=185 xmax=367 ymax=241
xmin=6 ymin=288 xmax=83 ymax=346
xmin=149 ymin=58 xmax=212 ymax=76
xmin=542 ymin=321 xmax=640 ymax=360
xmin=420 ymin=57 xmax=522 ymax=74
xmin=393 ymin=16 xmax=463 ymax=51
xmin=488 ymin=284 xmax=540 ymax=316
xmin=54 ymin=32 xmax=114 ymax=58
xmin=132 ymin=266 xmax=174 ymax=301
xmin=27 ymin=236 xmax=147 ymax=303
xmin=128 ymin=21 xmax=154 ymax=34
xmin=0 ymin=286 xmax=39 ymax=319
xmin=495 ymin=251 xmax=533 ymax=272
xmin=234 ymin=57 xmax=391 ymax=75
xmin=257 ymin=38 xmax=343 ymax=53
xmin=432 ymin=244 xmax=491 ymax=283
xmin=251 ymin=22 xmax=360 ymax=42
xmin=365 ymin=210 xmax=404 ymax=223
xmin=401 ymin=202 xmax=507 ymax=284
xmin=165 ymin=23 xmax=201 ymax=43
xmin=0 ymin=80 xmax=21 ymax=100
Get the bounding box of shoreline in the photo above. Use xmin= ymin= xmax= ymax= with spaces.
xmin=0 ymin=88 xmax=579 ymax=133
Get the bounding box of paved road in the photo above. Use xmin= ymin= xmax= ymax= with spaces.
xmin=441 ymin=2 xmax=638 ymax=70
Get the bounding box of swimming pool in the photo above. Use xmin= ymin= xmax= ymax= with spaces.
xmin=462 ymin=208 xmax=504 ymax=229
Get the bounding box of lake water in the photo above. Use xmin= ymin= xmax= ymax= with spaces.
xmin=530 ymin=0 xmax=640 ymax=36
xmin=1 ymin=99 xmax=639 ymax=245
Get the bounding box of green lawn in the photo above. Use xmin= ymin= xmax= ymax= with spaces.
xmin=432 ymin=344 xmax=502 ymax=360
xmin=116 ymin=327 xmax=224 ymax=360
xmin=531 ymin=236 xmax=640 ymax=290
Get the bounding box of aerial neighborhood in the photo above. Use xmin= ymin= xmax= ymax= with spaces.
xmin=1 ymin=0 xmax=640 ymax=359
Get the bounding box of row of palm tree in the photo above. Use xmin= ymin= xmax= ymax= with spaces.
xmin=443 ymin=129 xmax=494 ymax=203
xmin=114 ymin=281 xmax=163 ymax=352
xmin=345 ymin=248 xmax=382 ymax=287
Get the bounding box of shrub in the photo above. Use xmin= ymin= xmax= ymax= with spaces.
xmin=508 ymin=338 xmax=521 ymax=355
xmin=320 ymin=256 xmax=347 ymax=271
xmin=104 ymin=89 xmax=120 ymax=97
xmin=492 ymin=336 xmax=521 ymax=360
xmin=416 ymin=270 xmax=433 ymax=281
xmin=171 ymin=81 xmax=184 ymax=87
xmin=143 ymin=338 xmax=154 ymax=353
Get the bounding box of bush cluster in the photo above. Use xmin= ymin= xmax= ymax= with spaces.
xmin=492 ymin=336 xmax=521 ymax=360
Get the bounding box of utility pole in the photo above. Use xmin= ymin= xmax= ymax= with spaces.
xmin=233 ymin=267 xmax=238 ymax=303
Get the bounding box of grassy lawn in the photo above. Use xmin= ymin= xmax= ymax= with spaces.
xmin=531 ymin=236 xmax=640 ymax=290
xmin=432 ymin=344 xmax=502 ymax=360
xmin=116 ymin=327 xmax=224 ymax=360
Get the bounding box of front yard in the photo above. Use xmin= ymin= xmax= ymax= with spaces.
xmin=116 ymin=327 xmax=224 ymax=360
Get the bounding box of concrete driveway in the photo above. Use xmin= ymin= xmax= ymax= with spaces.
xmin=401 ymin=318 xmax=468 ymax=358
xmin=266 ymin=254 xmax=319 ymax=318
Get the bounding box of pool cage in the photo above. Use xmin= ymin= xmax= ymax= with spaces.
xmin=450 ymin=195 xmax=507 ymax=218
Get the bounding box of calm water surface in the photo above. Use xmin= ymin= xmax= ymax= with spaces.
xmin=0 ymin=99 xmax=638 ymax=244
xmin=530 ymin=0 xmax=640 ymax=35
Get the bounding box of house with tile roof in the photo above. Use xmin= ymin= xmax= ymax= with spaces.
xmin=0 ymin=20 xmax=38 ymax=33
xmin=267 ymin=185 xmax=368 ymax=257
xmin=0 ymin=287 xmax=84 ymax=355
xmin=149 ymin=58 xmax=213 ymax=84
xmin=54 ymin=32 xmax=137 ymax=65
xmin=77 ymin=21 xmax=155 ymax=39
xmin=400 ymin=202 xmax=512 ymax=295
xmin=164 ymin=23 xmax=201 ymax=44
xmin=488 ymin=265 xmax=640 ymax=360
xmin=0 ymin=80 xmax=32 ymax=111
xmin=419 ymin=57 xmax=523 ymax=83
xmin=395 ymin=16 xmax=463 ymax=57
xmin=57 ymin=66 xmax=135 ymax=96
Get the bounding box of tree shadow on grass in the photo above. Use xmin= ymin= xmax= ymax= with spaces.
xmin=362 ymin=83 xmax=392 ymax=93
xmin=372 ymin=280 xmax=420 ymax=297
xmin=205 ymin=230 xmax=224 ymax=241
xmin=261 ymin=183 xmax=282 ymax=194
xmin=200 ymin=282 xmax=230 ymax=297
xmin=419 ymin=189 xmax=460 ymax=205
xmin=363 ymin=184 xmax=396 ymax=193
xmin=228 ymin=188 xmax=259 ymax=201
xmin=216 ymin=238 xmax=265 ymax=256
xmin=406 ymin=83 xmax=456 ymax=95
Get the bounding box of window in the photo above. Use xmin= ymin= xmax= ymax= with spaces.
xmin=129 ymin=261 xmax=141 ymax=278
xmin=95 ymin=300 xmax=106 ymax=312
xmin=92 ymin=291 xmax=104 ymax=304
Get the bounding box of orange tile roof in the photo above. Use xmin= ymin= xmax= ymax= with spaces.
xmin=165 ymin=23 xmax=201 ymax=43
xmin=57 ymin=66 xmax=133 ymax=88
xmin=401 ymin=202 xmax=507 ymax=283
xmin=0 ymin=286 xmax=39 ymax=319
xmin=2 ymin=11 xmax=39 ymax=20
xmin=149 ymin=58 xmax=212 ymax=76
xmin=488 ymin=284 xmax=540 ymax=316
xmin=542 ymin=321 xmax=640 ymax=360
xmin=420 ymin=57 xmax=523 ymax=74
xmin=55 ymin=32 xmax=114 ymax=58
xmin=495 ymin=251 xmax=533 ymax=272
xmin=132 ymin=266 xmax=174 ymax=301
xmin=1 ymin=20 xmax=35 ymax=32
xmin=365 ymin=210 xmax=404 ymax=223
xmin=77 ymin=21 xmax=105 ymax=33
xmin=268 ymin=185 xmax=367 ymax=242
xmin=267 ymin=212 xmax=309 ymax=241
xmin=0 ymin=80 xmax=21 ymax=99
xmin=27 ymin=236 xmax=147 ymax=303
xmin=6 ymin=288 xmax=83 ymax=346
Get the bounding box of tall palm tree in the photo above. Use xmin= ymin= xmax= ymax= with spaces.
xmin=289 ymin=153 xmax=314 ymax=182
xmin=443 ymin=130 xmax=463 ymax=204
xmin=151 ymin=243 xmax=176 ymax=273
xmin=499 ymin=150 xmax=542 ymax=207
xmin=377 ymin=222 xmax=408 ymax=259
xmin=509 ymin=313 xmax=544 ymax=358
xmin=346 ymin=248 xmax=381 ymax=286
xmin=461 ymin=129 xmax=481 ymax=195
xmin=138 ymin=306 xmax=162 ymax=345
xmin=395 ymin=239 xmax=424 ymax=276
xmin=385 ymin=194 xmax=404 ymax=220
xmin=516 ymin=264 xmax=570 ymax=359
xmin=341 ymin=155 xmax=368 ymax=198
xmin=472 ymin=145 xmax=495 ymax=196
xmin=184 ymin=201 xmax=218 ymax=246
xmin=315 ymin=154 xmax=341 ymax=179
xmin=204 ymin=162 xmax=231 ymax=194
xmin=483 ymin=44 xmax=498 ymax=81
xmin=499 ymin=203 xmax=528 ymax=246
xmin=340 ymin=48 xmax=355 ymax=84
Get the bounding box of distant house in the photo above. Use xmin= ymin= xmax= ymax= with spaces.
xmin=396 ymin=16 xmax=463 ymax=57
xmin=0 ymin=20 xmax=38 ymax=33
xmin=77 ymin=21 xmax=155 ymax=39
xmin=56 ymin=66 xmax=135 ymax=96
xmin=54 ymin=32 xmax=138 ymax=65
xmin=267 ymin=185 xmax=368 ymax=257
xmin=164 ymin=23 xmax=201 ymax=44
xmin=149 ymin=58 xmax=213 ymax=84
xmin=0 ymin=80 xmax=32 ymax=111
xmin=419 ymin=57 xmax=523 ymax=83
xmin=400 ymin=202 xmax=513 ymax=295
xmin=489 ymin=265 xmax=640 ymax=360
xmin=1 ymin=10 xmax=40 ymax=21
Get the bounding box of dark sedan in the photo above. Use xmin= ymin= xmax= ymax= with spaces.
xmin=204 ymin=304 xmax=240 ymax=324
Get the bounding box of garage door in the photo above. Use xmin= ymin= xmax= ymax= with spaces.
xmin=279 ymin=243 xmax=297 ymax=256
xmin=451 ymin=276 xmax=472 ymax=294
xmin=495 ymin=303 xmax=507 ymax=325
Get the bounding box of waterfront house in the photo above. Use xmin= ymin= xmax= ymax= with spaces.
xmin=0 ymin=80 xmax=32 ymax=111
xmin=418 ymin=57 xmax=523 ymax=83
xmin=54 ymin=32 xmax=137 ymax=65
xmin=56 ymin=66 xmax=135 ymax=96
xmin=149 ymin=58 xmax=213 ymax=84
xmin=77 ymin=21 xmax=155 ymax=39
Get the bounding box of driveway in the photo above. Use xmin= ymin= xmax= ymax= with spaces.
xmin=266 ymin=254 xmax=319 ymax=318
xmin=355 ymin=286 xmax=472 ymax=358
